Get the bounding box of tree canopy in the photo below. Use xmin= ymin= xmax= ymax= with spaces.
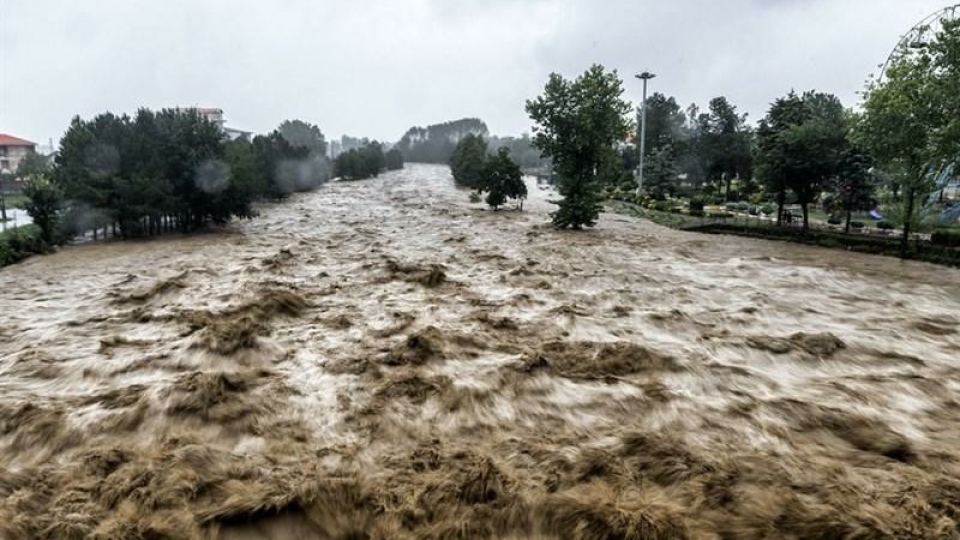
xmin=450 ymin=134 xmax=488 ymax=190
xmin=527 ymin=64 xmax=632 ymax=229
xmin=397 ymin=118 xmax=489 ymax=164
xmin=479 ymin=147 xmax=526 ymax=210
xmin=53 ymin=110 xmax=330 ymax=238
xmin=857 ymin=18 xmax=960 ymax=252
xmin=334 ymin=141 xmax=386 ymax=180
xmin=756 ymin=91 xmax=848 ymax=231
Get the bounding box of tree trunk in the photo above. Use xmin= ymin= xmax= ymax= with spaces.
xmin=801 ymin=202 xmax=809 ymax=233
xmin=726 ymin=175 xmax=733 ymax=202
xmin=845 ymin=210 xmax=852 ymax=234
xmin=900 ymin=187 xmax=915 ymax=259
xmin=776 ymin=190 xmax=785 ymax=226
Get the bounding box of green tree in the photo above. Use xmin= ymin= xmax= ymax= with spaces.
xmin=825 ymin=145 xmax=876 ymax=233
xmin=361 ymin=141 xmax=386 ymax=177
xmin=385 ymin=148 xmax=404 ymax=170
xmin=858 ymin=19 xmax=960 ymax=255
xmin=450 ymin=134 xmax=488 ymax=189
xmin=480 ymin=147 xmax=525 ymax=211
xmin=756 ymin=91 xmax=847 ymax=231
xmin=22 ymin=174 xmax=63 ymax=244
xmin=16 ymin=151 xmax=51 ymax=179
xmin=397 ymin=118 xmax=488 ymax=163
xmin=334 ymin=142 xmax=385 ymax=180
xmin=641 ymin=93 xmax=687 ymax=164
xmin=278 ymin=120 xmax=327 ymax=157
xmin=526 ymin=64 xmax=631 ymax=229
xmin=643 ymin=145 xmax=679 ymax=200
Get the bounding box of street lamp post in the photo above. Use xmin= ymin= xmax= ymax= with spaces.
xmin=635 ymin=71 xmax=656 ymax=194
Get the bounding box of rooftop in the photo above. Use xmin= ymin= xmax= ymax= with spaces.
xmin=0 ymin=133 xmax=37 ymax=147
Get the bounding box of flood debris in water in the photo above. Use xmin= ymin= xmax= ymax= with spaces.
xmin=3 ymin=165 xmax=960 ymax=539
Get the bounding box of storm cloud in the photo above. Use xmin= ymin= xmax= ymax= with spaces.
xmin=0 ymin=0 xmax=946 ymax=143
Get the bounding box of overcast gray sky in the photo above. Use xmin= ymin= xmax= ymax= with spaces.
xmin=0 ymin=0 xmax=949 ymax=145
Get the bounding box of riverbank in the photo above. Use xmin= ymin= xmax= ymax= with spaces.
xmin=607 ymin=199 xmax=960 ymax=268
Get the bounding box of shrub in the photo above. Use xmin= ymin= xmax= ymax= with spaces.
xmin=707 ymin=212 xmax=734 ymax=219
xmin=877 ymin=221 xmax=895 ymax=231
xmin=724 ymin=202 xmax=739 ymax=211
xmin=827 ymin=217 xmax=843 ymax=226
xmin=689 ymin=209 xmax=705 ymax=217
xmin=850 ymin=221 xmax=865 ymax=230
xmin=748 ymin=206 xmax=760 ymax=216
xmin=689 ymin=198 xmax=705 ymax=213
xmin=652 ymin=201 xmax=672 ymax=212
xmin=760 ymin=203 xmax=777 ymax=216
xmin=735 ymin=201 xmax=750 ymax=212
xmin=931 ymin=229 xmax=960 ymax=247
xmin=469 ymin=192 xmax=481 ymax=203
xmin=0 ymin=225 xmax=50 ymax=267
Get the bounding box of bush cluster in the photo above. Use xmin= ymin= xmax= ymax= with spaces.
xmin=0 ymin=225 xmax=50 ymax=267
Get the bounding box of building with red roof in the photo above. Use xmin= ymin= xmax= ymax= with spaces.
xmin=0 ymin=134 xmax=37 ymax=175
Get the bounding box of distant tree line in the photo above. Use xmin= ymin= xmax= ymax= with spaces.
xmin=525 ymin=43 xmax=959 ymax=260
xmin=396 ymin=118 xmax=488 ymax=163
xmin=29 ymin=111 xmax=331 ymax=241
xmin=450 ymin=134 xmax=527 ymax=210
xmin=332 ymin=142 xmax=404 ymax=181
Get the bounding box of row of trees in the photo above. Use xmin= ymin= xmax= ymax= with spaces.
xmin=333 ymin=142 xmax=404 ymax=180
xmin=450 ymin=135 xmax=527 ymax=210
xmin=396 ymin=118 xmax=489 ymax=164
xmin=525 ymin=20 xmax=959 ymax=250
xmin=25 ymin=112 xmax=332 ymax=241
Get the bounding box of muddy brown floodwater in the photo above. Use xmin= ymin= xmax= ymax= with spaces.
xmin=2 ymin=163 xmax=960 ymax=539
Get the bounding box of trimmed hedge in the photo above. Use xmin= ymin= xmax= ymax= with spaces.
xmin=932 ymin=229 xmax=960 ymax=247
xmin=0 ymin=225 xmax=51 ymax=267
xmin=686 ymin=222 xmax=960 ymax=267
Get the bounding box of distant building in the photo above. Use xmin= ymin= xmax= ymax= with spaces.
xmin=0 ymin=134 xmax=37 ymax=175
xmin=175 ymin=107 xmax=251 ymax=141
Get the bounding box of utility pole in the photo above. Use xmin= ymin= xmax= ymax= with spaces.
xmin=635 ymin=71 xmax=656 ymax=194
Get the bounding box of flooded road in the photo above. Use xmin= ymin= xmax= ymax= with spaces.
xmin=2 ymin=163 xmax=960 ymax=539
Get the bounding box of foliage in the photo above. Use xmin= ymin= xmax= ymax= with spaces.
xmin=756 ymin=91 xmax=848 ymax=231
xmin=479 ymin=147 xmax=526 ymax=210
xmin=857 ymin=18 xmax=960 ymax=254
xmin=277 ymin=120 xmax=327 ymax=157
xmin=21 ymin=174 xmax=64 ymax=244
xmin=449 ymin=134 xmax=488 ymax=189
xmin=16 ymin=151 xmax=51 ymax=179
xmin=643 ymin=146 xmax=678 ymax=200
xmin=641 ymin=93 xmax=687 ymax=157
xmin=824 ymin=145 xmax=876 ymax=232
xmin=0 ymin=225 xmax=49 ymax=267
xmin=385 ymin=148 xmax=404 ymax=171
xmin=485 ymin=134 xmax=546 ymax=170
xmin=932 ymin=229 xmax=960 ymax=247
xmin=527 ymin=64 xmax=632 ymax=229
xmin=334 ymin=142 xmax=386 ymax=180
xmin=52 ymin=110 xmax=331 ymax=239
xmin=684 ymin=98 xmax=754 ymax=199
xmin=397 ymin=118 xmax=488 ymax=163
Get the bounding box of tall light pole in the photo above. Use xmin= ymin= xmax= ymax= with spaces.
xmin=635 ymin=71 xmax=656 ymax=194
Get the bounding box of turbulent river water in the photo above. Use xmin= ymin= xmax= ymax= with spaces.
xmin=2 ymin=163 xmax=960 ymax=539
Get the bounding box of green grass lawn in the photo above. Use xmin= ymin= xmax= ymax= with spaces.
xmin=605 ymin=200 xmax=701 ymax=228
